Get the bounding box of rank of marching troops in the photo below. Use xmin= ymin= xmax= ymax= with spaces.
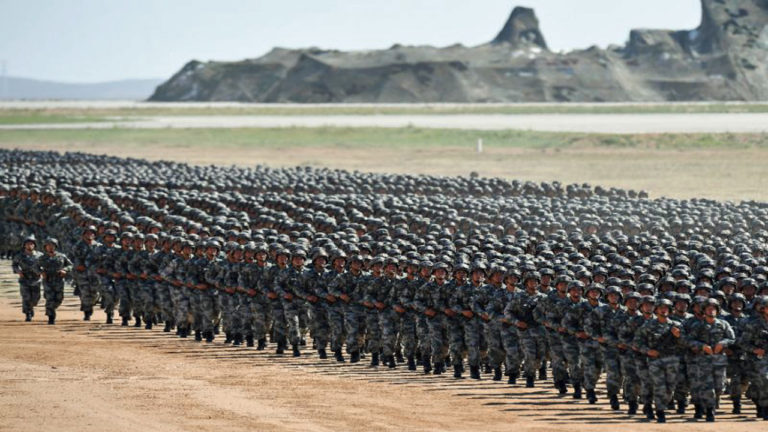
xmin=2 ymin=149 xmax=768 ymax=424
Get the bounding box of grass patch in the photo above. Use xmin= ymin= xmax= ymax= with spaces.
xmin=0 ymin=113 xmax=110 ymax=125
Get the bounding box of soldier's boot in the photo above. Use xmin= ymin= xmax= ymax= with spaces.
xmin=656 ymin=410 xmax=666 ymax=423
xmin=493 ymin=367 xmax=502 ymax=381
xmin=257 ymin=338 xmax=266 ymax=350
xmin=225 ymin=332 xmax=233 ymax=344
xmin=422 ymin=355 xmax=432 ymax=375
xmin=25 ymin=311 xmax=32 ymax=322
xmin=83 ymin=311 xmax=91 ymax=321
xmin=121 ymin=316 xmax=129 ymax=326
xmin=694 ymin=404 xmax=703 ymax=419
xmin=610 ymin=394 xmax=620 ymax=411
xmin=433 ymin=362 xmax=444 ymax=375
xmin=762 ymin=405 xmax=768 ymax=420
xmin=213 ymin=324 xmax=220 ymax=335
xmin=676 ymin=399 xmax=687 ymax=414
xmin=627 ymin=401 xmax=638 ymax=415
xmin=643 ymin=404 xmax=654 ymax=420
xmin=205 ymin=331 xmax=214 ymax=343
xmin=470 ymin=365 xmax=481 ymax=380
xmin=233 ymin=333 xmax=243 ymax=346
xmin=334 ymin=349 xmax=345 ymax=362
xmin=453 ymin=364 xmax=463 ymax=379
xmin=106 ymin=313 xmax=113 ymax=324
xmin=407 ymin=356 xmax=416 ymax=371
xmin=539 ymin=364 xmax=547 ymax=380
xmin=484 ymin=362 xmax=492 ymax=374
xmin=705 ymin=407 xmax=715 ymax=422
xmin=587 ymin=389 xmax=598 ymax=404
xmin=311 ymin=340 xmax=317 ymax=350
xmin=508 ymin=375 xmax=517 ymax=385
xmin=300 ymin=337 xmax=307 ymax=347
xmin=350 ymin=350 xmax=360 ymax=364
xmin=526 ymin=375 xmax=535 ymax=388
xmin=318 ymin=349 xmax=327 ymax=359
xmin=556 ymin=380 xmax=568 ymax=395
xmin=387 ymin=355 xmax=396 ymax=369
xmin=179 ymin=327 xmax=188 ymax=338
xmin=276 ymin=342 xmax=285 ymax=355
xmin=145 ymin=320 xmax=152 ymax=330
xmin=369 ymin=352 xmax=379 ymax=367
xmin=292 ymin=345 xmax=301 ymax=357
xmin=163 ymin=321 xmax=172 ymax=332
xmin=246 ymin=335 xmax=255 ymax=347
xmin=194 ymin=330 xmax=202 ymax=342
xmin=134 ymin=316 xmax=142 ymax=328
xmin=755 ymin=403 xmax=762 ymax=418
xmin=572 ymin=383 xmax=582 ymax=400
xmin=731 ymin=397 xmax=741 ymax=414
xmin=395 ymin=350 xmax=404 ymax=364
xmin=48 ymin=311 xmax=55 ymax=325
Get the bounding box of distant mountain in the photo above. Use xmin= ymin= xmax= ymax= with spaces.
xmin=151 ymin=0 xmax=768 ymax=102
xmin=0 ymin=76 xmax=164 ymax=100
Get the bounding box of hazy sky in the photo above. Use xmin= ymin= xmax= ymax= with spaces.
xmin=0 ymin=0 xmax=702 ymax=83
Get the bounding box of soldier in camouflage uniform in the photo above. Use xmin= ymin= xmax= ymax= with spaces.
xmin=588 ymin=285 xmax=625 ymax=410
xmin=71 ymin=226 xmax=99 ymax=320
xmin=126 ymin=234 xmax=147 ymax=326
xmin=616 ymin=291 xmax=641 ymax=414
xmin=137 ymin=234 xmax=160 ymax=329
xmin=539 ymin=274 xmax=570 ymax=393
xmin=686 ymin=298 xmax=735 ymax=422
xmin=507 ymin=271 xmax=545 ymax=387
xmin=396 ymin=259 xmax=421 ymax=370
xmin=322 ymin=251 xmax=347 ymax=361
xmin=115 ymin=233 xmax=136 ymax=326
xmin=361 ymin=256 xmax=386 ymax=367
xmin=577 ymin=283 xmax=604 ymax=404
xmin=302 ymin=249 xmax=330 ymax=358
xmin=669 ymin=292 xmax=694 ymax=414
xmin=12 ymin=235 xmax=43 ymax=321
xmin=329 ymin=254 xmax=365 ymax=363
xmin=219 ymin=243 xmax=244 ymax=344
xmin=560 ymin=281 xmax=586 ymax=399
xmin=478 ymin=265 xmax=506 ymax=381
xmin=153 ymin=235 xmax=176 ymax=333
xmin=265 ymin=248 xmax=289 ymax=354
xmin=414 ymin=261 xmax=433 ymax=372
xmin=445 ymin=263 xmax=468 ymax=378
xmin=738 ymin=296 xmax=768 ymax=421
xmin=200 ymin=241 xmax=223 ymax=343
xmin=453 ymin=262 xmax=485 ymax=379
xmin=418 ymin=262 xmax=452 ymax=375
xmin=91 ymin=229 xmax=119 ymax=324
xmin=378 ymin=257 xmax=401 ymax=369
xmin=635 ymin=298 xmax=683 ymax=423
xmin=38 ymin=238 xmax=72 ymax=325
xmin=724 ymin=293 xmax=749 ymax=414
xmin=279 ymin=248 xmax=307 ymax=357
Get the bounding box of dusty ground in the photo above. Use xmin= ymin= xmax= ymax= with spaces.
xmin=0 ymin=263 xmax=762 ymax=432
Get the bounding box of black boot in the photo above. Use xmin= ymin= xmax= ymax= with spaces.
xmin=134 ymin=316 xmax=142 ymax=328
xmin=676 ymin=400 xmax=687 ymax=414
xmin=407 ymin=355 xmax=416 ymax=370
xmin=205 ymin=331 xmax=214 ymax=343
xmin=453 ymin=364 xmax=463 ymax=379
xmin=25 ymin=311 xmax=32 ymax=322
xmin=705 ymin=407 xmax=715 ymax=422
xmin=195 ymin=330 xmax=202 ymax=341
xmin=587 ymin=389 xmax=597 ymax=404
xmin=470 ymin=365 xmax=480 ymax=380
xmin=387 ymin=355 xmax=396 ymax=369
xmin=334 ymin=349 xmax=344 ymax=362
xmin=163 ymin=321 xmax=172 ymax=332
xmin=493 ymin=367 xmax=502 ymax=381
xmin=121 ymin=316 xmax=129 ymax=326
xmin=484 ymin=363 xmax=492 ymax=374
xmin=276 ymin=342 xmax=285 ymax=355
xmin=573 ymin=383 xmax=582 ymax=399
xmin=350 ymin=350 xmax=360 ymax=363
xmin=234 ymin=333 xmax=243 ymax=346
xmin=610 ymin=394 xmax=620 ymax=410
xmin=225 ymin=332 xmax=233 ymax=344
xmin=694 ymin=404 xmax=703 ymax=419
xmin=395 ymin=350 xmax=404 ymax=364
xmin=48 ymin=314 xmax=55 ymax=325
xmin=539 ymin=365 xmax=547 ymax=380
xmin=106 ymin=313 xmax=113 ymax=324
xmin=644 ymin=404 xmax=654 ymax=420
xmin=628 ymin=401 xmax=638 ymax=415
xmin=246 ymin=335 xmax=255 ymax=347
xmin=213 ymin=324 xmax=220 ymax=335
xmin=318 ymin=348 xmax=327 ymax=359
xmin=508 ymin=375 xmax=517 ymax=385
xmin=731 ymin=397 xmax=740 ymax=414
xmin=145 ymin=319 xmax=152 ymax=330
xmin=370 ymin=352 xmax=380 ymax=367
xmin=423 ymin=355 xmax=432 ymax=375
xmin=257 ymin=338 xmax=266 ymax=350
xmin=179 ymin=327 xmax=188 ymax=338
xmin=762 ymin=405 xmax=768 ymax=420
xmin=656 ymin=410 xmax=666 ymax=423
xmin=556 ymin=380 xmax=567 ymax=395
xmin=83 ymin=311 xmax=91 ymax=321
xmin=526 ymin=375 xmax=535 ymax=388
xmin=292 ymin=345 xmax=301 ymax=357
xmin=433 ymin=362 xmax=444 ymax=375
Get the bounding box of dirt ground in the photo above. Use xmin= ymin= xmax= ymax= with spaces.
xmin=0 ymin=263 xmax=762 ymax=432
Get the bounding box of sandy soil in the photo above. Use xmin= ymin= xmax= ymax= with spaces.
xmin=0 ymin=262 xmax=762 ymax=432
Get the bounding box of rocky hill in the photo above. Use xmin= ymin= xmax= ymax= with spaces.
xmin=149 ymin=0 xmax=768 ymax=102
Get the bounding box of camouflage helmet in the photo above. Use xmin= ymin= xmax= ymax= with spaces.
xmin=43 ymin=237 xmax=59 ymax=248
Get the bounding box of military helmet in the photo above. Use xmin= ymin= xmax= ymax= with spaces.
xmin=43 ymin=237 xmax=59 ymax=248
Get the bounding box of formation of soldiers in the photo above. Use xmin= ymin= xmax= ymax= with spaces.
xmin=2 ymin=149 xmax=768 ymax=424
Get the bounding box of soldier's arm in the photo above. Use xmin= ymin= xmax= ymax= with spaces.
xmin=718 ymin=321 xmax=736 ymax=348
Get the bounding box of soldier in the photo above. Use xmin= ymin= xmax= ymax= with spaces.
xmin=738 ymin=295 xmax=768 ymax=421
xmin=588 ymin=285 xmax=625 ymax=410
xmin=200 ymin=240 xmax=223 ymax=343
xmin=378 ymin=257 xmax=401 ymax=369
xmin=91 ymin=229 xmax=119 ymax=324
xmin=446 ymin=263 xmax=469 ymax=378
xmin=114 ymin=232 xmax=136 ymax=326
xmin=323 ymin=251 xmax=347 ymax=361
xmin=635 ymin=298 xmax=683 ymax=423
xmin=361 ymin=256 xmax=387 ymax=367
xmin=616 ymin=291 xmax=642 ymax=414
xmin=417 ymin=261 xmax=452 ymax=375
xmin=396 ymin=258 xmax=422 ymax=370
xmin=71 ymin=225 xmax=99 ymax=320
xmin=686 ymin=298 xmax=735 ymax=422
xmin=279 ymin=248 xmax=306 ymax=357
xmin=724 ymin=293 xmax=749 ymax=414
xmin=12 ymin=235 xmax=43 ymax=321
xmin=560 ymin=281 xmax=586 ymax=399
xmin=478 ymin=265 xmax=506 ymax=381
xmin=454 ymin=262 xmax=486 ymax=379
xmin=219 ymin=243 xmax=244 ymax=344
xmin=137 ymin=234 xmax=160 ymax=330
xmin=38 ymin=238 xmax=72 ymax=325
xmin=328 ymin=254 xmax=366 ymax=363
xmin=507 ymin=271 xmax=545 ymax=387
xmin=303 ymin=249 xmax=330 ymax=358
xmin=265 ymin=248 xmax=290 ymax=354
xmin=539 ymin=274 xmax=571 ymax=393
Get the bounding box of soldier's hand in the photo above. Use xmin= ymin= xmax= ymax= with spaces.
xmin=363 ymin=301 xmax=374 ymax=309
xmin=308 ymin=295 xmax=319 ymax=303
xmin=576 ymin=331 xmax=588 ymax=339
xmin=375 ymin=302 xmax=386 ymax=311
xmin=339 ymin=294 xmax=351 ymax=303
xmin=461 ymin=310 xmax=473 ymax=319
xmin=670 ymin=326 xmax=681 ymax=338
xmin=247 ymin=289 xmax=257 ymax=297
xmin=647 ymin=349 xmax=660 ymax=358
xmin=283 ymin=293 xmax=294 ymax=301
xmin=76 ymin=265 xmax=86 ymax=272
xmin=426 ymin=309 xmax=437 ymax=318
xmin=394 ymin=305 xmax=405 ymax=314
xmin=754 ymin=348 xmax=765 ymax=357
xmin=325 ymin=294 xmax=336 ymax=303
xmin=597 ymin=337 xmax=606 ymax=344
xmin=713 ymin=343 xmax=724 ymax=354
xmin=702 ymin=345 xmax=713 ymax=355
xmin=557 ymin=327 xmax=566 ymax=333
xmin=444 ymin=308 xmax=455 ymax=317
xmin=516 ymin=321 xmax=528 ymax=329
xmin=617 ymin=343 xmax=627 ymax=350
xmin=481 ymin=313 xmax=489 ymax=322
xmin=57 ymin=270 xmax=66 ymax=277
xmin=267 ymin=292 xmax=278 ymax=300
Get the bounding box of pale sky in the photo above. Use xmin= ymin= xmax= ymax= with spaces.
xmin=0 ymin=0 xmax=702 ymax=83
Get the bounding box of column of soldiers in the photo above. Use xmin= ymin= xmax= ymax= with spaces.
xmin=1 ymin=149 xmax=768 ymax=424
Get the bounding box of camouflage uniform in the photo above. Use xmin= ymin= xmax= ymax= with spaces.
xmin=115 ymin=246 xmax=136 ymax=322
xmin=377 ymin=274 xmax=401 ymax=364
xmin=302 ymin=265 xmax=330 ymax=353
xmin=264 ymin=264 xmax=288 ymax=348
xmin=328 ymin=268 xmax=365 ymax=355
xmin=72 ymin=239 xmax=100 ymax=315
xmin=635 ymin=318 xmax=683 ymax=413
xmin=321 ymin=267 xmax=346 ymax=354
xmin=453 ymin=281 xmax=486 ymax=371
xmin=12 ymin=249 xmax=43 ymax=318
xmin=686 ymin=316 xmax=735 ymax=412
xmin=479 ymin=283 xmax=505 ymax=376
xmin=92 ymin=241 xmax=119 ymax=321
xmin=38 ymin=250 xmax=72 ymax=321
xmin=278 ymin=265 xmax=304 ymax=348
xmin=738 ymin=311 xmax=768 ymax=416
xmin=508 ymin=288 xmax=545 ymax=382
xmin=561 ymin=297 xmax=586 ymax=392
xmin=396 ymin=275 xmax=421 ymax=364
xmin=539 ymin=289 xmax=569 ymax=388
xmin=588 ymin=302 xmax=625 ymax=402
